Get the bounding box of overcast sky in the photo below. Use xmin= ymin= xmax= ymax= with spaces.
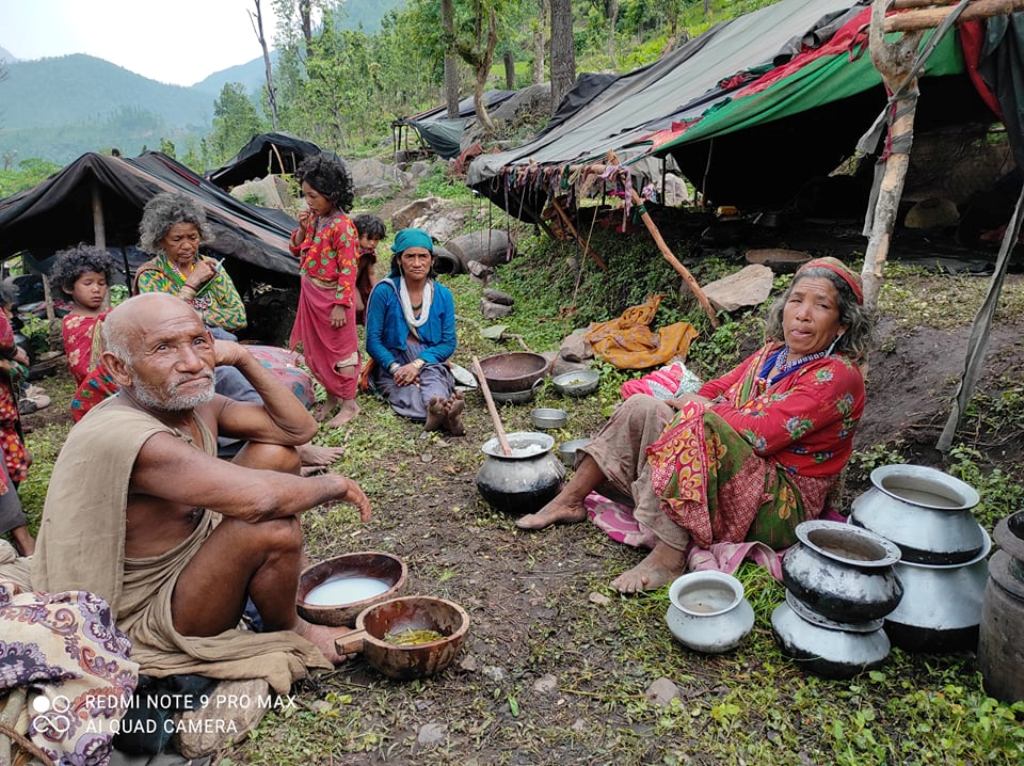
xmin=0 ymin=0 xmax=281 ymax=86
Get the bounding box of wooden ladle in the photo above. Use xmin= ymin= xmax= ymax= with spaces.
xmin=471 ymin=355 xmax=512 ymax=457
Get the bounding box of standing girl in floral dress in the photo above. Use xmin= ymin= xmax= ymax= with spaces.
xmin=289 ymin=155 xmax=361 ymax=427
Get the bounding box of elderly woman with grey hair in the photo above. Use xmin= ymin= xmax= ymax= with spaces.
xmin=134 ymin=192 xmax=247 ymax=332
xmin=518 ymin=257 xmax=873 ymax=594
xmin=0 ymin=281 xmax=33 ymax=555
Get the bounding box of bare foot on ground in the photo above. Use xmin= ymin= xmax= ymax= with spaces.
xmin=296 ymin=444 xmax=345 ymax=467
xmin=610 ymin=542 xmax=686 ymax=594
xmin=294 ymin=618 xmax=356 ymax=665
xmin=425 ymin=396 xmax=447 ymax=432
xmin=445 ymin=393 xmax=465 ymax=436
xmin=515 ymin=496 xmax=587 ymax=530
xmin=325 ymin=400 xmax=360 ymax=428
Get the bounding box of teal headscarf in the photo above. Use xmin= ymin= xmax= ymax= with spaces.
xmin=390 ymin=228 xmax=434 ymax=255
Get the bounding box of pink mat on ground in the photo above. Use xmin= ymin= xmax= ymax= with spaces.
xmin=584 ymin=491 xmax=846 ymax=581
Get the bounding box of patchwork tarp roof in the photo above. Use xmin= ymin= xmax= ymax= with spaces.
xmin=468 ymin=0 xmax=1011 ymax=211
xmin=467 ymin=0 xmax=861 ymax=188
xmin=397 ymin=90 xmax=516 ymax=159
xmin=206 ymin=132 xmax=324 ymax=190
xmin=0 ymin=151 xmax=299 ymax=278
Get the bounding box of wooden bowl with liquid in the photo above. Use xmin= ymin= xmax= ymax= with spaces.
xmin=297 ymin=551 xmax=407 ymax=627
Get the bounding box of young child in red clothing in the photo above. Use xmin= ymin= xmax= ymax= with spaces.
xmin=353 ymin=214 xmax=385 ymax=326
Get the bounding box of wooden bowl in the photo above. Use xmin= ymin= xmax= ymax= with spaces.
xmin=337 ymin=596 xmax=470 ymax=681
xmin=297 ymin=552 xmax=407 ymax=627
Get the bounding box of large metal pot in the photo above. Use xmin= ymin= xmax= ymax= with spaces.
xmin=477 ymin=353 xmax=549 ymax=393
xmin=850 ymin=465 xmax=985 ymax=564
xmin=665 ymin=572 xmax=755 ymax=654
xmin=884 ymin=530 xmax=991 ymax=652
xmin=475 ymin=432 xmax=565 ymax=515
xmin=771 ymin=601 xmax=891 ymax=679
xmin=782 ymin=521 xmax=903 ymax=623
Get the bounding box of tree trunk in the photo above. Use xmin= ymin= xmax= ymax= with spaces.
xmin=550 ymin=0 xmax=576 ymax=114
xmin=606 ymin=0 xmax=619 ymax=68
xmin=251 ymin=0 xmax=279 ymax=130
xmin=473 ymin=9 xmax=499 ymax=135
xmin=532 ymin=0 xmax=548 ymax=85
xmin=299 ymin=0 xmax=314 ymax=59
xmin=504 ymin=49 xmax=516 ymax=90
xmin=441 ymin=0 xmax=460 ymax=118
xmin=861 ymin=0 xmax=924 ymax=311
xmin=704 ymin=0 xmax=711 ymax=16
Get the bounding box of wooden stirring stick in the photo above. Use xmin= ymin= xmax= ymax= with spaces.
xmin=471 ymin=355 xmax=513 ymax=457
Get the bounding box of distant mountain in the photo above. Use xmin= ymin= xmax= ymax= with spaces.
xmin=0 ymin=0 xmax=410 ymax=165
xmin=0 ymin=45 xmax=18 ymax=63
xmin=0 ymin=54 xmax=212 ymax=163
xmin=193 ymin=52 xmax=279 ymax=95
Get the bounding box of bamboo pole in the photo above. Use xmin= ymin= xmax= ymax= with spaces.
xmin=861 ymin=0 xmax=925 ymax=311
xmin=580 ymin=158 xmax=720 ymax=328
xmin=892 ymin=0 xmax=958 ymax=8
xmin=885 ymin=0 xmax=1024 ymax=32
xmin=91 ymin=180 xmax=111 ymax=309
xmin=550 ymin=198 xmax=608 ymax=271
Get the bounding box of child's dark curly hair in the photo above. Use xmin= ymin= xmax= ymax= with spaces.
xmin=353 ymin=214 xmax=386 ymax=241
xmin=296 ymin=154 xmax=354 ymax=212
xmin=51 ymin=243 xmax=116 ymax=294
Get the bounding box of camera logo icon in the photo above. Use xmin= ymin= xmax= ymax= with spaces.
xmin=31 ymin=693 xmax=72 ymax=736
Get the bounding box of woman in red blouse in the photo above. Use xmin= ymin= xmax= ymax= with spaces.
xmin=518 ymin=258 xmax=872 ymax=593
xmin=289 ymin=155 xmax=361 ymax=428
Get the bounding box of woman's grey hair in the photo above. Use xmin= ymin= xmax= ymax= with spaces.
xmin=138 ymin=193 xmax=214 ymax=255
xmin=765 ymin=267 xmax=874 ymax=363
xmin=0 ymin=280 xmax=19 ymax=308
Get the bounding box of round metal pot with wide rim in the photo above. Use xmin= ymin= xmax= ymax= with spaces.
xmin=475 ymin=431 xmax=565 ymax=515
xmin=850 ymin=464 xmax=985 ymax=565
xmin=782 ymin=520 xmax=903 ymax=623
xmin=771 ymin=601 xmax=891 ymax=680
xmin=665 ymin=571 xmax=755 ymax=653
xmin=884 ymin=530 xmax=991 ymax=653
xmin=478 ymin=352 xmax=549 ymax=393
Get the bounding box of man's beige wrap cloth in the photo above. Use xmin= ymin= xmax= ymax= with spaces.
xmin=25 ymin=397 xmax=330 ymax=692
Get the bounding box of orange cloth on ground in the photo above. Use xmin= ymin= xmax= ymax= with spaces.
xmin=585 ymin=295 xmax=699 ymax=370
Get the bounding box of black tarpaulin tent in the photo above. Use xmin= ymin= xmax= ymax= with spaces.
xmin=394 ymin=90 xmax=516 ymax=159
xmin=0 ymin=151 xmax=299 ymax=287
xmin=206 ymin=132 xmax=325 ymax=190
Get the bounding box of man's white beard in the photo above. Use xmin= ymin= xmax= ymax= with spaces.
xmin=130 ymin=376 xmax=215 ymax=412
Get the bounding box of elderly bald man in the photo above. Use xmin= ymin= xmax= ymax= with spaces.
xmin=29 ymin=293 xmax=370 ymax=690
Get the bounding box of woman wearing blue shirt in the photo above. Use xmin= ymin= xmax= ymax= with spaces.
xmin=365 ymin=228 xmax=463 ymax=435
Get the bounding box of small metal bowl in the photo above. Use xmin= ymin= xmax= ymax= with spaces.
xmin=552 ymin=369 xmax=600 ymax=397
xmin=558 ymin=438 xmax=591 ymax=467
xmin=530 ymin=408 xmax=568 ymax=430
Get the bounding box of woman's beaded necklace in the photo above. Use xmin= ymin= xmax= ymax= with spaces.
xmin=760 ymin=346 xmax=829 ymax=386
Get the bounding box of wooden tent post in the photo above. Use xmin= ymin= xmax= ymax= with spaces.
xmin=550 ymin=198 xmax=607 ymax=270
xmin=861 ymin=0 xmax=924 ymax=311
xmin=91 ymin=179 xmax=111 ymax=308
xmin=600 ymin=153 xmax=720 ymax=328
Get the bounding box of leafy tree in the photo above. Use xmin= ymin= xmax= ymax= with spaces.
xmin=159 ymin=137 xmax=176 ymax=158
xmin=210 ymin=83 xmax=264 ymax=163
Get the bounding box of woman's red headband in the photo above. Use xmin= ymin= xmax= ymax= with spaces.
xmin=797 ymin=259 xmax=864 ymax=305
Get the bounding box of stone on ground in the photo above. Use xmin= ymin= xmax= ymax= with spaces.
xmin=349 ymin=157 xmax=410 ymax=198
xmin=417 ymin=722 xmax=447 ymax=747
xmin=588 ymin=591 xmax=611 ymax=606
xmin=481 ymin=300 xmax=513 ymax=319
xmin=392 ymin=197 xmax=444 ymax=230
xmin=745 ymin=248 xmax=812 ymax=273
xmin=483 ymin=288 xmax=514 ymax=306
xmin=700 ymin=264 xmax=774 ymax=312
xmin=533 ymin=673 xmax=559 ymax=695
xmin=644 ymin=677 xmax=681 ymax=707
xmin=482 ymin=665 xmax=507 ymax=683
xmin=559 ymin=329 xmax=592 ymax=363
xmin=230 ymin=175 xmax=296 ymax=210
xmin=445 ymin=229 xmax=513 ymax=269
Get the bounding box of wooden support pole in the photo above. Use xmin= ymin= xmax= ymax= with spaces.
xmin=580 ymin=157 xmax=720 ymax=328
xmin=91 ymin=180 xmax=110 ymax=309
xmin=861 ymin=0 xmax=925 ymax=311
xmin=892 ymin=0 xmax=958 ymax=8
xmin=885 ymin=0 xmax=1024 ymax=32
xmin=550 ymin=198 xmax=608 ymax=271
